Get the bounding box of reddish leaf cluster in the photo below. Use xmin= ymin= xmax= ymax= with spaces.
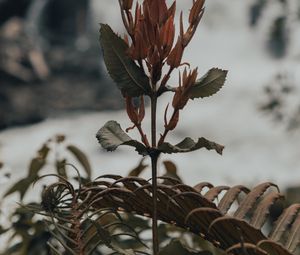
xmin=119 ymin=0 xmax=206 ymax=145
xmin=119 ymin=0 xmax=204 ymax=88
xmin=172 ymin=68 xmax=198 ymax=110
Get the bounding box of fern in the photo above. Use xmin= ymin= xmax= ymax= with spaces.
xmin=81 ymin=176 xmax=300 ymax=255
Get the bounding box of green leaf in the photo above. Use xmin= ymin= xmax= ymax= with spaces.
xmin=28 ymin=157 xmax=46 ymax=177
xmin=158 ymin=137 xmax=224 ymax=155
xmin=56 ymin=159 xmax=67 ymax=178
xmin=37 ymin=143 xmax=50 ymax=159
xmin=67 ymin=145 xmax=92 ymax=179
xmin=4 ymin=177 xmax=34 ymax=200
xmin=4 ymin=156 xmax=46 ymax=199
xmin=189 ymin=68 xmax=228 ymax=99
xmin=0 ymin=225 xmax=8 ymax=235
xmin=159 ymin=239 xmax=212 ymax=255
xmin=162 ymin=160 xmax=183 ymax=184
xmin=100 ymin=24 xmax=151 ymax=97
xmin=128 ymin=158 xmax=148 ymax=177
xmin=96 ymin=121 xmax=148 ymax=156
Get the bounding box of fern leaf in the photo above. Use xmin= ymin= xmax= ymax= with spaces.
xmin=209 ymin=216 xmax=267 ymax=247
xmin=218 ymin=185 xmax=250 ymax=214
xmin=269 ymin=203 xmax=300 ymax=242
xmin=285 ymin=212 xmax=300 ymax=253
xmin=250 ymin=192 xmax=283 ymax=229
xmin=204 ymin=186 xmax=229 ymax=202
xmin=258 ymin=240 xmax=292 ymax=255
xmin=226 ymin=242 xmax=268 ymax=255
xmin=193 ymin=182 xmax=214 ymax=193
xmin=233 ymin=182 xmax=279 ymax=219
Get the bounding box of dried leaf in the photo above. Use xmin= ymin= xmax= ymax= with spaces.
xmin=100 ymin=24 xmax=151 ymax=97
xmin=81 ymin=178 xmax=299 ymax=254
xmin=209 ymin=216 xmax=267 ymax=247
xmin=233 ymin=182 xmax=279 ymax=219
xmin=270 ymin=203 xmax=300 ymax=242
xmin=185 ymin=208 xmax=222 ymax=230
xmin=250 ymin=192 xmax=284 ymax=228
xmin=158 ymin=137 xmax=224 ymax=155
xmin=189 ymin=68 xmax=227 ymax=99
xmin=204 ymin=186 xmax=229 ymax=201
xmin=226 ymin=243 xmax=268 ymax=255
xmin=193 ymin=182 xmax=214 ymax=193
xmin=96 ymin=121 xmax=148 ymax=155
xmin=217 ymin=185 xmax=250 ymax=214
xmin=285 ymin=212 xmax=300 ymax=253
xmin=258 ymin=240 xmax=292 ymax=255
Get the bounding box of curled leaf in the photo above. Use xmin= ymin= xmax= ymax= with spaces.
xmin=158 ymin=137 xmax=224 ymax=155
xmin=189 ymin=68 xmax=228 ymax=99
xmin=96 ymin=121 xmax=148 ymax=156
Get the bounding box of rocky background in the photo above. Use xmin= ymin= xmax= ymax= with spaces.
xmin=0 ymin=0 xmax=121 ymax=130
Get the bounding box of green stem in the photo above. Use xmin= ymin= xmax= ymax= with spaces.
xmin=150 ymin=95 xmax=159 ymax=255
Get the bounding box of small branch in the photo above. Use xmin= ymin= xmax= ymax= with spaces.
xmin=150 ymin=94 xmax=159 ymax=255
xmin=136 ymin=124 xmax=150 ymax=147
xmin=151 ymin=154 xmax=159 ymax=255
xmin=151 ymin=96 xmax=157 ymax=147
xmin=158 ymin=109 xmax=179 ymax=145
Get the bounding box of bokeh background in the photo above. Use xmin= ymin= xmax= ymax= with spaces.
xmin=0 ymin=0 xmax=300 ymax=195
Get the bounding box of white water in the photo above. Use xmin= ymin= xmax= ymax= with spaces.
xmin=1 ymin=0 xmax=300 ymax=196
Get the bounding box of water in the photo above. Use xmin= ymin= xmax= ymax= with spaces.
xmin=1 ymin=0 xmax=300 ymax=194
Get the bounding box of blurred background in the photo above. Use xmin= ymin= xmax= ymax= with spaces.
xmin=0 ymin=0 xmax=300 ymax=194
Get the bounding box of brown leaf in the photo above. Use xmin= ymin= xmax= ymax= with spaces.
xmin=204 ymin=186 xmax=230 ymax=202
xmin=233 ymin=182 xmax=279 ymax=219
xmin=270 ymin=203 xmax=300 ymax=242
xmin=217 ymin=185 xmax=250 ymax=214
xmin=258 ymin=240 xmax=292 ymax=255
xmin=250 ymin=192 xmax=284 ymax=228
xmin=285 ymin=212 xmax=300 ymax=253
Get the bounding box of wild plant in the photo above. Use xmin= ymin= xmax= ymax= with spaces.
xmin=96 ymin=0 xmax=227 ymax=253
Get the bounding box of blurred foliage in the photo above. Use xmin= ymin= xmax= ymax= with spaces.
xmin=4 ymin=134 xmax=91 ymax=200
xmin=260 ymin=72 xmax=300 ymax=131
xmin=249 ymin=0 xmax=299 ymax=58
xmin=1 ymin=137 xmax=300 ymax=254
xmin=0 ymin=135 xmax=92 ymax=254
xmin=0 ymin=136 xmax=222 ymax=255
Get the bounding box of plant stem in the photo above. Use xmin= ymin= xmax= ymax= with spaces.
xmin=151 ymin=155 xmax=159 ymax=255
xmin=158 ymin=109 xmax=179 ymax=146
xmin=150 ymin=95 xmax=159 ymax=255
xmin=151 ymin=96 xmax=157 ymax=147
